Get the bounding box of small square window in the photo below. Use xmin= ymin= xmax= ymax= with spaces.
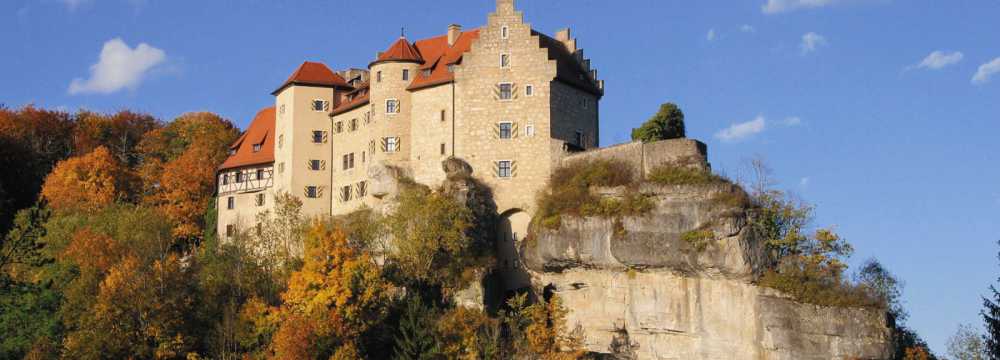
xmin=306 ymin=186 xmax=319 ymax=198
xmin=422 ymin=69 xmax=432 ymax=77
xmin=447 ymin=64 xmax=456 ymax=73
xmin=252 ymin=143 xmax=262 ymax=152
xmin=312 ymin=131 xmax=324 ymax=143
xmin=386 ymin=99 xmax=399 ymax=114
xmin=525 ymin=85 xmax=534 ymax=96
xmin=402 ymin=69 xmax=409 ymax=81
xmin=311 ymin=100 xmax=328 ymax=112
xmin=309 ymin=160 xmax=322 ymax=171
xmin=385 ymin=137 xmax=399 ymax=153
xmin=227 ymin=196 xmax=235 ymax=210
xmin=526 ymin=124 xmax=535 ymax=137
xmin=499 ymin=83 xmax=512 ymax=100
xmin=499 ymin=122 xmax=513 ymax=139
xmin=498 ymin=161 xmax=512 ymax=178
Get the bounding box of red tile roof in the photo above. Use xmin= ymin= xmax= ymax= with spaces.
xmin=272 ymin=61 xmax=350 ymax=95
xmin=219 ymin=107 xmax=275 ymax=170
xmin=372 ymin=37 xmax=424 ymax=66
xmin=408 ymin=29 xmax=481 ymax=91
xmin=331 ymin=82 xmax=371 ymax=115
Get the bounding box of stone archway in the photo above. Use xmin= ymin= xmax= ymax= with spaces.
xmin=496 ymin=209 xmax=532 ymax=295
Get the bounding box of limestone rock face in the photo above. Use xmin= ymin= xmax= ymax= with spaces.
xmin=520 ymin=183 xmax=892 ymax=360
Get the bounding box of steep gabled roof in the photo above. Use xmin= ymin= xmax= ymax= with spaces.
xmin=272 ymin=61 xmax=350 ymax=95
xmin=535 ymin=31 xmax=603 ymax=96
xmin=219 ymin=107 xmax=275 ymax=170
xmin=408 ymin=29 xmax=481 ymax=91
xmin=371 ymin=37 xmax=424 ymax=66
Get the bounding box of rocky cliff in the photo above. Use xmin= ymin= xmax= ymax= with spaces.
xmin=521 ymin=182 xmax=893 ymax=360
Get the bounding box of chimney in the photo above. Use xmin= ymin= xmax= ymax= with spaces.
xmin=448 ymin=24 xmax=462 ymax=46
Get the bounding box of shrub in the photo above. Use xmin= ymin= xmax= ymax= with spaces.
xmin=534 ymin=159 xmax=645 ymax=231
xmin=631 ymin=102 xmax=686 ymax=142
xmin=647 ymin=163 xmax=727 ymax=186
xmin=681 ymin=230 xmax=714 ymax=253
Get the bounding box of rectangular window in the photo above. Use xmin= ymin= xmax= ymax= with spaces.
xmin=440 ymin=110 xmax=446 ymax=122
xmin=255 ymin=193 xmax=265 ymax=207
xmin=376 ymin=71 xmax=382 ymax=82
xmin=498 ymin=161 xmax=512 ymax=178
xmin=402 ymin=69 xmax=409 ymax=81
xmin=221 ymin=174 xmax=229 ymax=185
xmin=447 ymin=64 xmax=456 ymax=73
xmin=501 ymin=26 xmax=509 ymax=39
xmin=440 ymin=143 xmax=446 ymax=155
xmin=386 ymin=99 xmax=399 ymax=114
xmin=525 ymin=85 xmax=534 ymax=96
xmin=256 ymin=169 xmax=264 ymax=180
xmin=342 ymin=153 xmax=355 ymax=170
xmin=422 ymin=69 xmax=432 ymax=77
xmin=499 ymin=122 xmax=513 ymax=139
xmin=309 ymin=160 xmax=321 ymax=171
xmin=356 ymin=181 xmax=367 ymax=197
xmin=341 ymin=186 xmax=352 ymax=202
xmin=226 ymin=224 xmax=235 ymax=238
xmin=278 ymin=162 xmax=285 ymax=174
xmin=500 ymin=54 xmax=510 ymax=68
xmin=311 ymin=100 xmax=328 ymax=112
xmin=227 ymin=196 xmax=235 ymax=209
xmin=576 ymin=131 xmax=585 ymax=147
xmin=385 ymin=137 xmax=399 ymax=153
xmin=349 ymin=119 xmax=358 ymax=131
xmin=252 ymin=143 xmax=262 ymax=152
xmin=526 ymin=124 xmax=535 ymax=137
xmin=305 ymin=186 xmax=319 ymax=198
xmin=236 ymin=172 xmax=244 ymax=183
xmin=362 ymin=151 xmax=366 ymax=163
xmin=499 ymin=83 xmax=512 ymax=100
xmin=334 ymin=122 xmax=343 ymax=134
xmin=278 ymin=134 xmax=284 ymax=148
xmin=312 ymin=130 xmax=324 ymax=143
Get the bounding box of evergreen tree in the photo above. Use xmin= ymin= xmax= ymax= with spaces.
xmin=631 ymin=102 xmax=686 ymax=142
xmin=983 ymin=241 xmax=1000 ymax=360
xmin=393 ymin=297 xmax=439 ymax=360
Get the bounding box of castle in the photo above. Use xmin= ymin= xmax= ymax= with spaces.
xmin=217 ymin=0 xmax=602 ymax=246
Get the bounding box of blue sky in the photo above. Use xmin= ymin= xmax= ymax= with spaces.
xmin=2 ymin=0 xmax=998 ymax=353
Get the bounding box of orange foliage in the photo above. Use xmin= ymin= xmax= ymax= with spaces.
xmin=72 ymin=110 xmax=159 ymax=164
xmin=154 ymin=144 xmax=222 ymax=238
xmin=903 ymin=346 xmax=931 ymax=360
xmin=62 ymin=227 xmax=124 ymax=272
xmin=524 ymin=295 xmax=585 ymax=360
xmin=272 ymin=221 xmax=394 ymax=356
xmin=40 ymin=146 xmax=136 ymax=212
xmin=270 ymin=314 xmax=317 ymax=360
xmin=436 ymin=307 xmax=496 ymax=360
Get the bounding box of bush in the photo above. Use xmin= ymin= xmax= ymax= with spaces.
xmin=534 ymin=159 xmax=647 ymax=230
xmin=647 ymin=163 xmax=727 ymax=186
xmin=681 ymin=230 xmax=714 ymax=253
xmin=631 ymin=102 xmax=686 ymax=142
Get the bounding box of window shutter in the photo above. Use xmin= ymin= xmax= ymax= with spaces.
xmin=323 ymin=131 xmax=329 ymax=143
xmin=492 ymin=123 xmax=501 ymax=139
xmin=511 ymin=122 xmax=519 ymax=138
xmin=321 ymin=160 xmax=327 ymax=170
xmin=317 ymin=186 xmax=325 ymax=198
xmin=395 ymin=137 xmax=401 ymax=151
xmin=511 ymin=161 xmax=518 ymax=177
xmin=380 ymin=138 xmax=388 ymax=152
xmin=492 ymin=161 xmax=500 ymax=178
xmin=323 ymin=101 xmax=330 ymax=111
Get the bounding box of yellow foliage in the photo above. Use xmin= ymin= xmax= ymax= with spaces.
xmin=436 ymin=307 xmax=497 ymax=360
xmin=40 ymin=146 xmax=135 ymax=212
xmin=524 ymin=295 xmax=585 ymax=360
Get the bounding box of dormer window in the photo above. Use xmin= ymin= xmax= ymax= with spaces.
xmin=252 ymin=144 xmax=262 ymax=153
xmin=447 ymin=64 xmax=456 ymax=73
xmin=422 ymin=69 xmax=432 ymax=77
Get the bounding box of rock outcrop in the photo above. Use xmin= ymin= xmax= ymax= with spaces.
xmin=521 ymin=183 xmax=892 ymax=359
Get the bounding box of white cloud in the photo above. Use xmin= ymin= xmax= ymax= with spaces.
xmin=972 ymin=57 xmax=1000 ymax=85
xmin=908 ymin=50 xmax=964 ymax=71
xmin=783 ymin=116 xmax=802 ymax=126
xmin=800 ymin=32 xmax=827 ymax=54
xmin=715 ymin=115 xmax=767 ymax=142
xmin=740 ymin=24 xmax=756 ymax=33
xmin=799 ymin=177 xmax=811 ymax=187
xmin=706 ymin=28 xmax=717 ymax=41
xmin=763 ymin=0 xmax=838 ymax=14
xmin=69 ymin=38 xmax=166 ymax=95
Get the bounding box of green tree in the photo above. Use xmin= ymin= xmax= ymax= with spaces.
xmin=393 ymin=298 xmax=439 ymax=360
xmin=984 ymin=240 xmax=1000 ymax=360
xmin=630 ymin=102 xmax=686 ymax=142
xmin=856 ymin=258 xmax=906 ymax=321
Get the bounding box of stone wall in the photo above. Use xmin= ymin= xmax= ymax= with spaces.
xmin=559 ymin=138 xmax=710 ymax=179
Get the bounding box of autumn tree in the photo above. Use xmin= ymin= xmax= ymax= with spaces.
xmin=140 ymin=112 xmax=238 ymax=241
xmin=72 ymin=110 xmax=160 ymax=166
xmin=40 ymin=146 xmax=137 ymax=212
xmin=947 ymin=324 xmax=986 ymax=360
xmin=271 ymin=221 xmax=395 ymax=358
